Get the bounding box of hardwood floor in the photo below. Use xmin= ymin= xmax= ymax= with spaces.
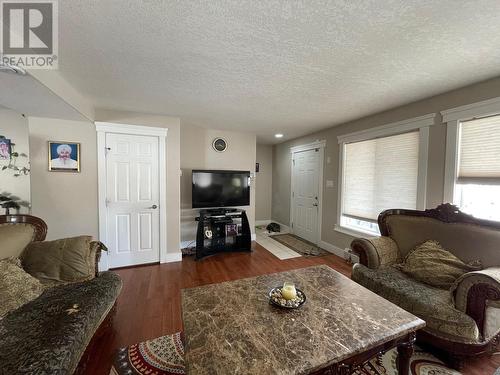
xmin=84 ymin=243 xmax=498 ymax=375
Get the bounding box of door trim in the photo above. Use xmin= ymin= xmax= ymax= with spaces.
xmin=95 ymin=122 xmax=168 ymax=270
xmin=289 ymin=140 xmax=326 ymax=245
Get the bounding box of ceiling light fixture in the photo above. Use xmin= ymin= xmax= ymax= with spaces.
xmin=274 ymin=133 xmax=284 ymax=138
xmin=0 ymin=62 xmax=26 ymax=75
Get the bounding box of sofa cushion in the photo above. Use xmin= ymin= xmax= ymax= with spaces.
xmin=384 ymin=215 xmax=500 ymax=267
xmin=0 ymin=258 xmax=44 ymax=319
xmin=0 ymin=223 xmax=35 ymax=259
xmin=0 ymin=271 xmax=122 ymax=374
xmin=21 ymin=235 xmax=97 ymax=283
xmin=352 ymin=263 xmax=480 ymax=343
xmin=397 ymin=240 xmax=482 ymax=289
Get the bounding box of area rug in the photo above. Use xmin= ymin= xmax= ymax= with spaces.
xmin=109 ymin=332 xmax=185 ymax=375
xmin=109 ymin=332 xmax=460 ymax=375
xmin=353 ymin=346 xmax=461 ymax=375
xmin=269 ymin=233 xmax=330 ymax=257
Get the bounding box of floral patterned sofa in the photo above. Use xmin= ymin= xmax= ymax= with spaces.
xmin=350 ymin=204 xmax=500 ymax=368
xmin=0 ymin=215 xmax=122 ymax=374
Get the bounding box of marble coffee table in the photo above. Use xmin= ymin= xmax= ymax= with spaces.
xmin=181 ymin=265 xmax=425 ymax=375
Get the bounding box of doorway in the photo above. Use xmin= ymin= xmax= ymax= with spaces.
xmin=96 ymin=122 xmax=167 ymax=269
xmin=290 ymin=141 xmax=325 ymax=245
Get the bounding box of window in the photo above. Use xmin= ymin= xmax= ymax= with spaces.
xmin=337 ymin=115 xmax=433 ymax=236
xmin=453 ymin=115 xmax=500 ymax=221
xmin=442 ymin=98 xmax=500 ymax=222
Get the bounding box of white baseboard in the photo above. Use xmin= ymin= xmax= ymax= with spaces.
xmin=162 ymin=252 xmax=182 ymax=263
xmin=256 ymin=220 xmax=291 ymax=233
xmin=181 ymin=234 xmax=257 ymax=248
xmin=319 ymin=240 xmax=359 ymax=263
xmin=319 ymin=240 xmax=346 ymax=258
xmin=255 ymin=220 xmax=271 ymax=226
xmin=270 ymin=220 xmax=290 ymax=233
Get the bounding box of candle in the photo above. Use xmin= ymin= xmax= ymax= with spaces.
xmin=281 ymin=282 xmax=297 ymax=300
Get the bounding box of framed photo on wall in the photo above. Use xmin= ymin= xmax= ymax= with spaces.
xmin=48 ymin=141 xmax=81 ymax=172
xmin=0 ymin=138 xmax=11 ymax=160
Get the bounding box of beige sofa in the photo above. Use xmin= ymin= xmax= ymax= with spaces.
xmin=350 ymin=204 xmax=500 ymax=368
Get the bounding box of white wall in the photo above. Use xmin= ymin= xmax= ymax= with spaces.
xmin=180 ymin=123 xmax=256 ymax=245
xmin=29 ymin=110 xmax=182 ymax=263
xmin=95 ymin=109 xmax=181 ymax=259
xmin=0 ymin=108 xmax=31 ymax=213
xmin=255 ymin=144 xmax=273 ymax=222
xmin=29 ymin=116 xmax=98 ymax=239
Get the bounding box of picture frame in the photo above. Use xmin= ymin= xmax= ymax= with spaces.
xmin=0 ymin=138 xmax=11 ymax=160
xmin=48 ymin=141 xmax=81 ymax=172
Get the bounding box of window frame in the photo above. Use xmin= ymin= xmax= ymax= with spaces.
xmin=442 ymin=97 xmax=500 ymax=205
xmin=336 ymin=114 xmax=435 ymax=237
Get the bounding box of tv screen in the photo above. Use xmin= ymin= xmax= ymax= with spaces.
xmin=192 ymin=170 xmax=250 ymax=208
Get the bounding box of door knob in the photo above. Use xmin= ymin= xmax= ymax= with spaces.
xmin=313 ymin=203 xmax=318 ymax=207
xmin=149 ymin=204 xmax=158 ymax=209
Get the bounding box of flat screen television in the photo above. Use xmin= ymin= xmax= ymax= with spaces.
xmin=192 ymin=170 xmax=250 ymax=208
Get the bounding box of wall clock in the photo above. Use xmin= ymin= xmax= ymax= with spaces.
xmin=212 ymin=138 xmax=227 ymax=152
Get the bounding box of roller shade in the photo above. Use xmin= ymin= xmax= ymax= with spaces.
xmin=458 ymin=115 xmax=500 ymax=184
xmin=343 ymin=131 xmax=419 ymax=221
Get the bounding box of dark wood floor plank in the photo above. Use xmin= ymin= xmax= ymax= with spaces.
xmin=82 ymin=243 xmax=497 ymax=375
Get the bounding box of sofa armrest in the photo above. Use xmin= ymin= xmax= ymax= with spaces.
xmin=451 ymin=267 xmax=500 ymax=337
xmin=350 ymin=236 xmax=401 ymax=269
xmin=90 ymin=241 xmax=107 ymax=277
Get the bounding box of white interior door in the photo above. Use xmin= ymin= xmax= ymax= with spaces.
xmin=105 ymin=133 xmax=160 ymax=268
xmin=291 ymin=149 xmax=320 ymax=244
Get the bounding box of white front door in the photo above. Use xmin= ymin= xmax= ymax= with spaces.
xmin=105 ymin=133 xmax=160 ymax=268
xmin=291 ymin=148 xmax=320 ymax=244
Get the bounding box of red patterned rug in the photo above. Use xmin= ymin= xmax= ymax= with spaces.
xmin=109 ymin=332 xmax=185 ymax=375
xmin=109 ymin=332 xmax=460 ymax=375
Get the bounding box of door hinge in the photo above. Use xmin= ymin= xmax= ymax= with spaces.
xmin=292 ymin=159 xmax=295 ymax=165
xmin=105 ymin=199 xmax=110 ymax=207
xmin=291 ymin=222 xmax=294 ymax=228
xmin=292 ymin=191 xmax=294 ymax=197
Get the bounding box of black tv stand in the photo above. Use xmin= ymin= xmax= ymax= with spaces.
xmin=195 ymin=208 xmax=252 ymax=260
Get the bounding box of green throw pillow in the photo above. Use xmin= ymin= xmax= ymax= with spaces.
xmin=21 ymin=236 xmax=97 ymax=283
xmin=397 ymin=240 xmax=482 ymax=289
xmin=0 ymin=257 xmax=44 ymax=319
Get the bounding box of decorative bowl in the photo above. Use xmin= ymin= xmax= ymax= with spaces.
xmin=268 ymin=287 xmax=306 ymax=309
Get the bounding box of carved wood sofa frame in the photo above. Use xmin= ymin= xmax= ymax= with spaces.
xmin=352 ymin=204 xmax=500 ymax=368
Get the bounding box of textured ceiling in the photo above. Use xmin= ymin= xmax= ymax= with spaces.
xmin=58 ymin=0 xmax=500 ymax=143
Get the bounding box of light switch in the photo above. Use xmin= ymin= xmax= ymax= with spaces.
xmin=326 ymin=180 xmax=334 ymax=188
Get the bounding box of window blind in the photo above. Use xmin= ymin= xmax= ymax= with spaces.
xmin=458 ymin=115 xmax=500 ymax=184
xmin=343 ymin=131 xmax=419 ymax=221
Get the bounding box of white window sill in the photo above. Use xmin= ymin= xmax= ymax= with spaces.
xmin=334 ymin=224 xmax=379 ymax=239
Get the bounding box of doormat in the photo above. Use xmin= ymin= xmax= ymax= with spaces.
xmin=269 ymin=233 xmax=329 ymax=257
xmin=109 ymin=332 xmax=460 ymax=375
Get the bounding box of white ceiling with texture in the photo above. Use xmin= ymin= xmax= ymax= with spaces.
xmin=58 ymin=0 xmax=500 ymax=143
